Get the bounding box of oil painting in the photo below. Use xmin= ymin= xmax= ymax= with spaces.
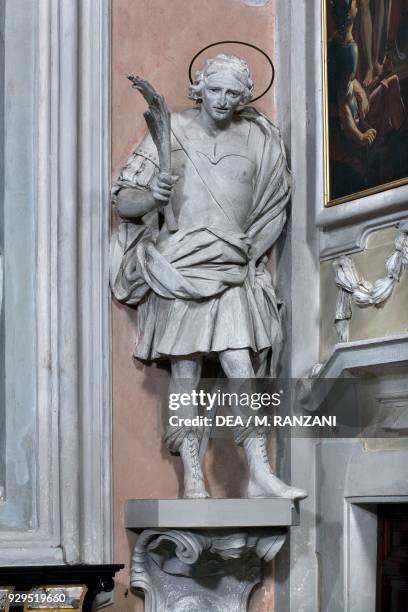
xmin=324 ymin=0 xmax=408 ymax=205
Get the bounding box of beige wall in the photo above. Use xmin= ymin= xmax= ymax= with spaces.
xmin=112 ymin=1 xmax=277 ymax=609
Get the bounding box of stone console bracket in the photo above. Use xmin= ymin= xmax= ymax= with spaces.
xmin=125 ymin=498 xmax=299 ymax=612
xmin=0 ymin=565 xmax=124 ymax=612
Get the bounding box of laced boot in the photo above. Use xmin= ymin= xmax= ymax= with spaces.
xmin=180 ymin=433 xmax=209 ymax=499
xmin=244 ymin=435 xmax=308 ymax=501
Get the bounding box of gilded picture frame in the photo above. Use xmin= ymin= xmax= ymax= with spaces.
xmin=322 ymin=0 xmax=408 ymax=207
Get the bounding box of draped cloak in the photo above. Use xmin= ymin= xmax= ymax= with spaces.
xmin=110 ymin=108 xmax=291 ymax=374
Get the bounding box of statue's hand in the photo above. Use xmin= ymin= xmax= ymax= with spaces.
xmin=151 ymin=172 xmax=178 ymax=205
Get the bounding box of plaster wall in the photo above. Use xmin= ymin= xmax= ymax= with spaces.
xmin=111 ymin=0 xmax=277 ymax=609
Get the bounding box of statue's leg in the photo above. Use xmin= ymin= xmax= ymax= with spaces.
xmin=219 ymin=349 xmax=307 ymax=501
xmin=166 ymin=356 xmax=209 ymax=499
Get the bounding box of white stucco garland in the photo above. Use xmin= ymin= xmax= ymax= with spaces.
xmin=334 ymin=221 xmax=408 ymax=342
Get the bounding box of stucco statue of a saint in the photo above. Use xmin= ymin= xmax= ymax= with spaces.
xmin=111 ymin=54 xmax=307 ymax=501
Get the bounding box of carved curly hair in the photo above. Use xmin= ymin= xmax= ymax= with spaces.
xmin=189 ymin=53 xmax=254 ymax=104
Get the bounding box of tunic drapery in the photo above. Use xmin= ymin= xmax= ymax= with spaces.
xmin=111 ymin=108 xmax=291 ymax=374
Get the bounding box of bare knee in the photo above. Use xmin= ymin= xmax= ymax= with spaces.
xmin=386 ymin=74 xmax=400 ymax=92
xmin=219 ymin=349 xmax=255 ymax=378
xmin=383 ymin=75 xmax=403 ymax=106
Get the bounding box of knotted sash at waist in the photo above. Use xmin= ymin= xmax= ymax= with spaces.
xmin=111 ymin=224 xmax=250 ymax=304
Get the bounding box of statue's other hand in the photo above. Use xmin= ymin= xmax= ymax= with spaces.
xmin=151 ymin=172 xmax=179 ymax=205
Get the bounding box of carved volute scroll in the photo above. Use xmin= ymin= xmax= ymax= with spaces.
xmin=130 ymin=529 xmax=287 ymax=612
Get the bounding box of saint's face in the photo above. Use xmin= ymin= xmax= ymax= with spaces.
xmin=200 ymin=72 xmax=246 ymax=124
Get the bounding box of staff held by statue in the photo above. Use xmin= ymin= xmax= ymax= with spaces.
xmin=127 ymin=75 xmax=178 ymax=232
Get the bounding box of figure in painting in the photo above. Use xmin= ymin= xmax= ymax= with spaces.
xmin=359 ymin=0 xmax=390 ymax=86
xmin=111 ymin=54 xmax=307 ymax=501
xmin=328 ymin=0 xmax=406 ymax=197
xmin=359 ymin=0 xmax=407 ymax=87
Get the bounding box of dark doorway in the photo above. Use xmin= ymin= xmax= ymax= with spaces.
xmin=377 ymin=504 xmax=408 ymax=611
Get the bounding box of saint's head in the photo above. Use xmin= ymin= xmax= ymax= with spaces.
xmin=189 ymin=54 xmax=254 ymax=124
